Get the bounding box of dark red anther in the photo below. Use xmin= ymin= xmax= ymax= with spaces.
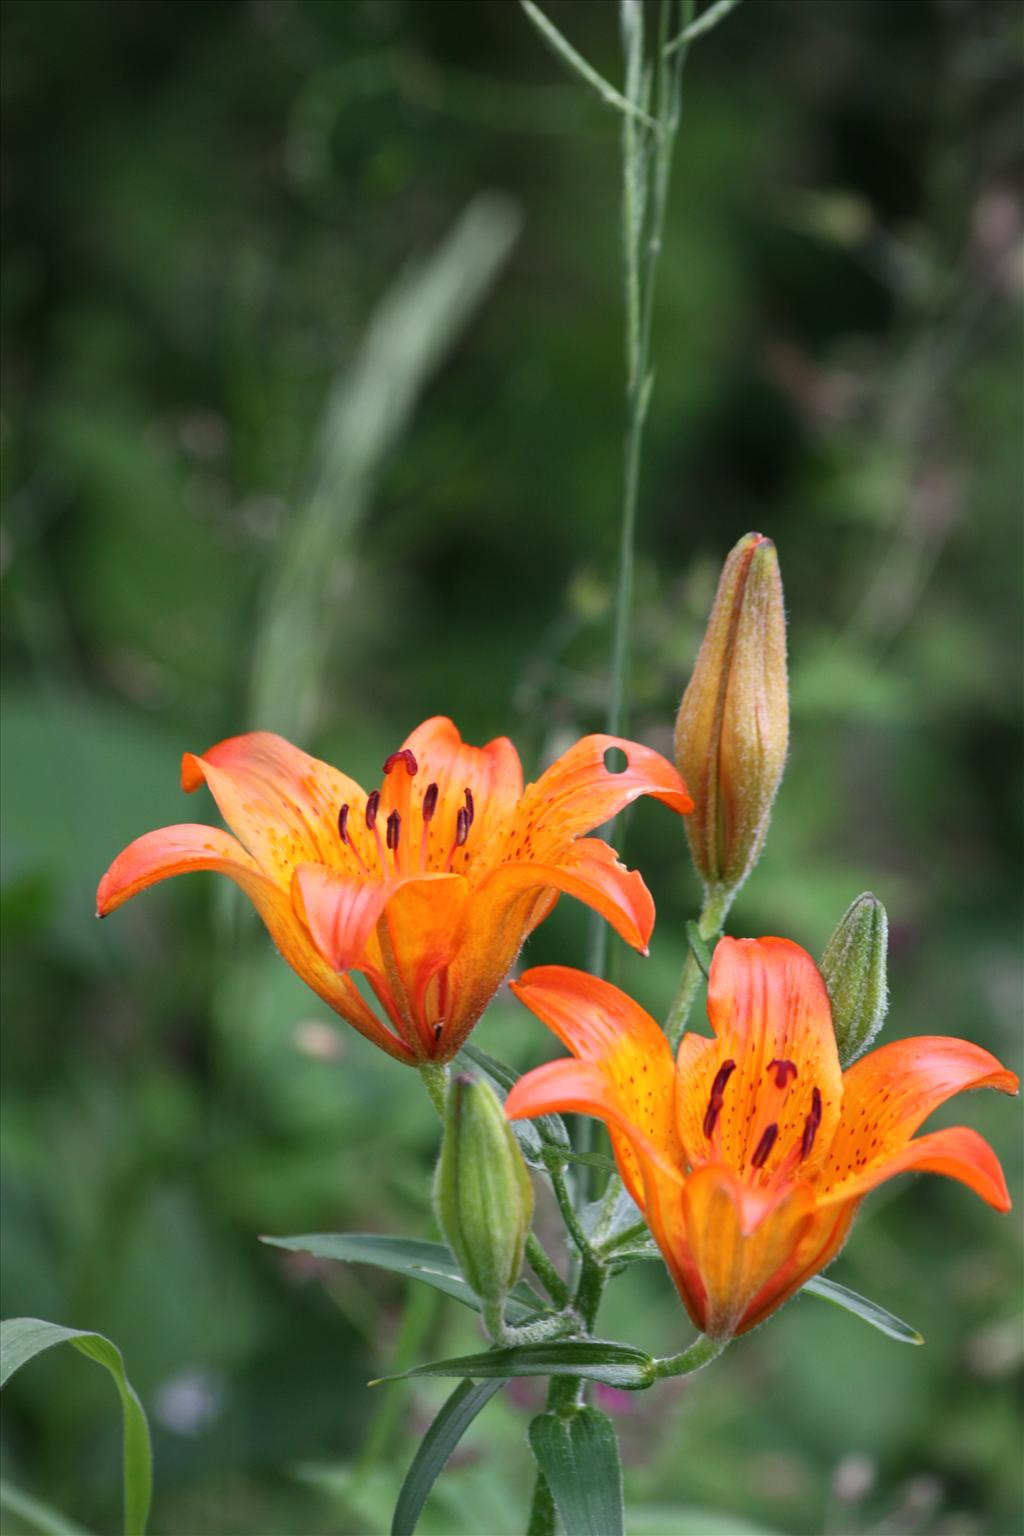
xmin=702 ymin=1058 xmax=737 ymax=1139
xmin=767 ymin=1058 xmax=798 ymax=1089
xmin=383 ymin=749 xmax=418 ymax=776
xmin=455 ymin=807 xmax=470 ymax=847
xmin=433 ymin=1021 xmax=444 ymax=1043
xmin=751 ymin=1123 xmax=779 ymax=1169
xmin=365 ymin=790 xmax=380 ymax=830
xmin=422 ymin=782 xmax=439 ymax=821
xmin=338 ymin=804 xmax=350 ymax=843
xmin=386 ymin=810 xmax=401 ymax=851
xmin=463 ymin=787 xmax=475 ymax=826
xmin=800 ymin=1086 xmax=823 ymax=1161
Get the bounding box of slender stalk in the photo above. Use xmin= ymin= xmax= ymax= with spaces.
xmin=526 ymin=1234 xmax=571 ymax=1309
xmin=580 ymin=0 xmax=692 ymax=1199
xmin=418 ymin=1061 xmax=449 ymax=1116
xmin=654 ymin=1332 xmax=729 ymax=1378
xmin=665 ymin=886 xmax=731 ymax=1049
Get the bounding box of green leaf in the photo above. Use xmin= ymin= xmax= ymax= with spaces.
xmin=0 ymin=1480 xmax=95 ymax=1536
xmin=529 ymin=1406 xmax=624 ymax=1536
xmin=391 ymin=1378 xmax=506 ymax=1536
xmin=518 ymin=0 xmax=660 ymax=130
xmin=0 ymin=1318 xmax=152 ymax=1536
xmin=260 ymin=1233 xmax=547 ymax=1325
xmin=544 ymin=1149 xmax=618 ymax=1175
xmin=375 ymin=1339 xmax=655 ymax=1390
xmin=802 ymin=1276 xmax=923 ymax=1344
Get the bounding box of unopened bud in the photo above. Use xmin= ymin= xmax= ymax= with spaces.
xmin=674 ymin=533 xmax=788 ymax=904
xmin=433 ymin=1074 xmax=533 ymax=1314
xmin=820 ymin=893 xmax=889 ymax=1066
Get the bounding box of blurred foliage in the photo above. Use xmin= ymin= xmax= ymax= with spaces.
xmin=2 ymin=1 xmax=1022 ymax=1533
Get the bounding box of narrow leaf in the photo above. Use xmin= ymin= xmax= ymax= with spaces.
xmin=802 ymin=1276 xmax=923 ymax=1344
xmin=260 ymin=1233 xmax=546 ymax=1324
xmin=391 ymin=1378 xmax=506 ymax=1536
xmin=529 ymin=1407 xmax=624 ymax=1536
xmin=0 ymin=1319 xmax=152 ymax=1536
xmin=375 ymin=1339 xmax=655 ymax=1391
xmin=544 ymin=1149 xmax=618 ymax=1175
xmin=0 ymin=1480 xmax=94 ymax=1536
xmin=519 ymin=0 xmax=660 ymax=131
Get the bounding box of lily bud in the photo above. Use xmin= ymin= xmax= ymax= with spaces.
xmin=674 ymin=533 xmax=788 ymax=906
xmin=433 ymin=1073 xmax=533 ymax=1318
xmin=820 ymin=892 xmax=889 ymax=1066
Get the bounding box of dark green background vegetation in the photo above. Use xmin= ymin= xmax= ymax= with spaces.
xmin=2 ymin=1 xmax=1021 ymax=1532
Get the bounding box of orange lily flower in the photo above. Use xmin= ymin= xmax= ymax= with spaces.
xmin=507 ymin=938 xmax=1017 ymax=1339
xmin=97 ymin=717 xmax=691 ymax=1065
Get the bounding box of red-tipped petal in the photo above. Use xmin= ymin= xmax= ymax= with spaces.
xmin=513 ymin=733 xmax=692 ymax=864
xmin=820 ymin=1035 xmax=1018 ymax=1202
xmin=821 ymin=1124 xmax=1013 ymax=1213
xmin=678 ymin=937 xmax=843 ymax=1179
xmin=475 ymin=842 xmax=656 ymax=955
xmin=97 ymin=824 xmax=263 ymax=915
xmin=181 ymin=731 xmax=367 ymax=879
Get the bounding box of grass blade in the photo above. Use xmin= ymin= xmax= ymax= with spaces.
xmin=391 ymin=1378 xmax=506 ymax=1536
xmin=1 ymin=1319 xmax=152 ymax=1536
xmin=802 ymin=1276 xmax=923 ymax=1344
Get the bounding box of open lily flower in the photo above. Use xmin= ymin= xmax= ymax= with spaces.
xmin=97 ymin=717 xmax=691 ymax=1065
xmin=507 ymin=938 xmax=1017 ymax=1340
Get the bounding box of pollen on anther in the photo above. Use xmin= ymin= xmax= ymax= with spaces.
xmin=455 ymin=807 xmax=470 ymax=847
xmin=767 ymin=1058 xmax=798 ymax=1089
xmin=338 ymin=804 xmax=350 ymax=843
xmin=751 ymin=1123 xmax=779 ymax=1169
xmin=386 ymin=810 xmax=402 ymax=851
xmin=422 ymin=782 xmax=439 ymax=821
xmin=800 ymin=1086 xmax=823 ymax=1161
xmin=365 ymin=790 xmax=380 ymax=829
xmin=463 ymin=787 xmax=475 ymax=826
xmin=384 ymin=749 xmax=418 ymax=776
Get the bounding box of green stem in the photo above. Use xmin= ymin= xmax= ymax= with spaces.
xmin=550 ymin=1163 xmax=597 ymax=1261
xmin=654 ymin=1332 xmax=729 ymax=1378
xmin=665 ymin=887 xmax=731 ymax=1049
xmin=525 ymin=1234 xmax=571 ymax=1309
xmin=418 ymin=1061 xmax=449 ymax=1116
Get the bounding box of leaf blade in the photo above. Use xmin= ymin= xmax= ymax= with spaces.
xmin=0 ymin=1318 xmax=152 ymax=1536
xmin=260 ymin=1233 xmax=546 ymax=1324
xmin=529 ymin=1406 xmax=624 ymax=1536
xmin=391 ymin=1378 xmax=507 ymax=1536
xmin=375 ymin=1339 xmax=655 ymax=1391
xmin=802 ymin=1276 xmax=923 ymax=1344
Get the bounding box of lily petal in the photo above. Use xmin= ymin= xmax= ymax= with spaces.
xmin=388 ymin=716 xmax=524 ymax=856
xmin=510 ymin=966 xmax=681 ymax=1205
xmin=513 ymin=733 xmax=692 ymax=863
xmin=97 ymin=826 xmax=412 ymax=1063
xmin=678 ymin=1163 xmax=817 ymax=1339
xmin=819 ymin=1035 xmax=1018 ymax=1205
xmin=676 ymin=937 xmax=843 ymax=1177
xmin=821 ymin=1124 xmax=1013 ymax=1212
xmin=182 ymin=731 xmax=367 ymax=881
xmin=294 ymin=865 xmax=403 ymax=973
xmin=478 ymin=841 xmax=656 ymax=954
xmin=97 ymin=824 xmax=264 ymax=915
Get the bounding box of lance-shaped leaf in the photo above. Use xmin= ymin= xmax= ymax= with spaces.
xmin=802 ymin=1276 xmax=923 ymax=1344
xmin=529 ymin=1406 xmax=624 ymax=1536
xmin=260 ymin=1233 xmax=548 ymax=1324
xmin=374 ymin=1338 xmax=655 ymax=1391
xmin=391 ymin=1377 xmax=507 ymax=1536
xmin=0 ymin=1318 xmax=152 ymax=1536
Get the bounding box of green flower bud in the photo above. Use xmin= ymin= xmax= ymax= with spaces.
xmin=433 ymin=1073 xmax=534 ymax=1317
xmin=674 ymin=533 xmax=788 ymax=908
xmin=820 ymin=893 xmax=889 ymax=1067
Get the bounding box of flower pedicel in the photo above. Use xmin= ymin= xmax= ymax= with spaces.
xmin=507 ymin=937 xmax=1017 ymax=1340
xmin=97 ymin=716 xmax=691 ymax=1064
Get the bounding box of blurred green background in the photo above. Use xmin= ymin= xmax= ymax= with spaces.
xmin=2 ymin=1 xmax=1022 ymax=1533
